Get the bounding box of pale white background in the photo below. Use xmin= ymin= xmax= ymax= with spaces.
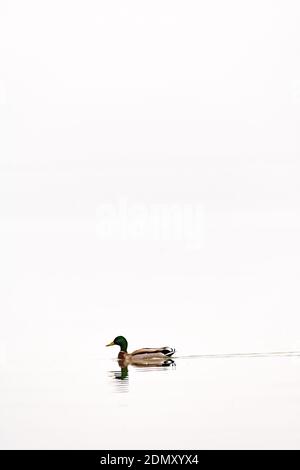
xmin=0 ymin=1 xmax=300 ymax=449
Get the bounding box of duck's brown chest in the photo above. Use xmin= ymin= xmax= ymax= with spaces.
xmin=118 ymin=351 xmax=127 ymax=360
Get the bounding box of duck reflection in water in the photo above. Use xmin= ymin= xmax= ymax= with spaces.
xmin=110 ymin=357 xmax=176 ymax=391
xmin=113 ymin=364 xmax=129 ymax=381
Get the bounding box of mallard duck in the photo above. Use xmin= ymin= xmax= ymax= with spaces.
xmin=106 ymin=335 xmax=175 ymax=366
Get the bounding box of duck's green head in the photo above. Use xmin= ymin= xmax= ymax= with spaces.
xmin=106 ymin=336 xmax=128 ymax=352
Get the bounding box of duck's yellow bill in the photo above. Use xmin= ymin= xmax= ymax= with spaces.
xmin=106 ymin=341 xmax=115 ymax=347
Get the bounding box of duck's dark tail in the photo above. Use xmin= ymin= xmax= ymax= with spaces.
xmin=162 ymin=347 xmax=176 ymax=357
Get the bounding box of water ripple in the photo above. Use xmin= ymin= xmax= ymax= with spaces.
xmin=177 ymin=350 xmax=300 ymax=359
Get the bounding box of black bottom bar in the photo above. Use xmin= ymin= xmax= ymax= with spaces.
xmin=0 ymin=449 xmax=291 ymax=467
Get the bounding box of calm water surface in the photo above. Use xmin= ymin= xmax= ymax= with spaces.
xmin=2 ymin=351 xmax=300 ymax=449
